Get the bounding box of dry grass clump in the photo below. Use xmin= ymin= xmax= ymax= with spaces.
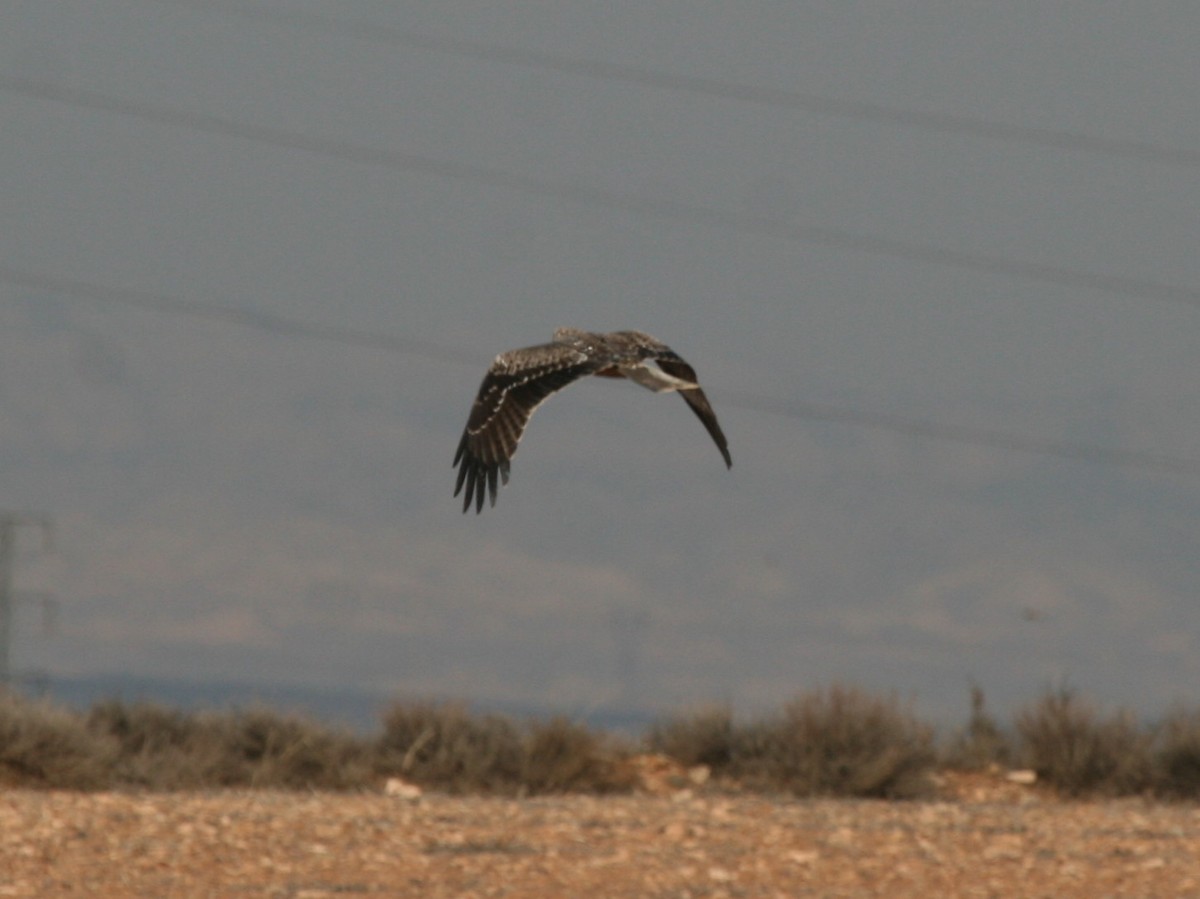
xmin=376 ymin=701 xmax=524 ymax=792
xmin=740 ymin=686 xmax=936 ymax=798
xmin=646 ymin=705 xmax=734 ymax=770
xmin=86 ymin=700 xmax=373 ymax=790
xmin=937 ymin=685 xmax=1200 ymax=801
xmin=0 ymin=691 xmax=116 ymax=789
xmin=2 ymin=684 xmax=1199 ymax=799
xmin=86 ymin=699 xmax=211 ymax=789
xmin=1149 ymin=707 xmax=1200 ymax=799
xmin=649 ymin=687 xmax=936 ymax=798
xmin=942 ymin=684 xmax=1013 ymax=771
xmin=375 ymin=702 xmax=633 ymax=795
xmin=1015 ymin=687 xmax=1152 ymax=797
xmin=521 ymin=716 xmax=634 ymax=794
xmin=0 ymin=694 xmax=633 ymax=794
xmin=206 ymin=707 xmax=374 ymax=790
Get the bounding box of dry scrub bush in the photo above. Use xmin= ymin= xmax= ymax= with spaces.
xmin=1151 ymin=707 xmax=1200 ymax=799
xmin=6 ymin=684 xmax=1200 ymax=798
xmin=648 ymin=686 xmax=935 ymax=798
xmin=377 ymin=701 xmax=526 ymax=793
xmin=0 ymin=692 xmax=116 ymax=789
xmin=521 ymin=716 xmax=633 ymax=794
xmin=377 ymin=702 xmax=632 ymax=795
xmin=646 ymin=705 xmax=735 ymax=771
xmin=942 ymin=685 xmax=1014 ymax=771
xmin=1016 ymin=687 xmax=1152 ymax=797
xmin=736 ymin=686 xmax=936 ymax=798
xmin=87 ymin=700 xmax=372 ymax=790
xmin=213 ymin=708 xmax=374 ymax=789
xmin=87 ymin=700 xmax=214 ymax=789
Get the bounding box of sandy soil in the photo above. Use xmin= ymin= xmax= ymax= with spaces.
xmin=2 ymin=773 xmax=1198 ymax=897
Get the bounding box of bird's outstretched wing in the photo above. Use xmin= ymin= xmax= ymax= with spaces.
xmin=649 ymin=352 xmax=733 ymax=470
xmin=453 ymin=342 xmax=601 ymax=513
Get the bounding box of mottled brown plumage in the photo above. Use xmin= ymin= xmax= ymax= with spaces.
xmin=453 ymin=329 xmax=731 ymax=512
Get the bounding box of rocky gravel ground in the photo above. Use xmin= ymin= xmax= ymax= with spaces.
xmin=1 ymin=774 xmax=1198 ymax=897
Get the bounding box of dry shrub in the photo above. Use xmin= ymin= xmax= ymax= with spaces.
xmin=645 ymin=688 xmax=935 ymax=798
xmin=87 ymin=699 xmax=214 ymax=789
xmin=377 ymin=702 xmax=632 ymax=795
xmin=1151 ymin=707 xmax=1200 ymax=799
xmin=214 ymin=708 xmax=374 ymax=790
xmin=942 ymin=685 xmax=1014 ymax=770
xmin=377 ymin=701 xmax=524 ymax=793
xmin=0 ymin=692 xmax=116 ymax=788
xmin=15 ymin=683 xmax=1200 ymax=799
xmin=87 ymin=700 xmax=372 ymax=790
xmin=521 ymin=716 xmax=633 ymax=794
xmin=646 ymin=705 xmax=735 ymax=771
xmin=732 ymin=685 xmax=935 ymax=798
xmin=1015 ymin=687 xmax=1151 ymax=797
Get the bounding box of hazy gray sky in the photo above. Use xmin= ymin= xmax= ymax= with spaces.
xmin=3 ymin=1 xmax=1200 ymax=723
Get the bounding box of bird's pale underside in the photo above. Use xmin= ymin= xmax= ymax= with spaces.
xmin=453 ymin=328 xmax=732 ymax=512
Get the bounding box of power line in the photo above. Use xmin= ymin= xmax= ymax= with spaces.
xmin=723 ymin=392 xmax=1200 ymax=479
xmin=5 ymin=263 xmax=1200 ymax=480
xmin=151 ymin=0 xmax=1200 ymax=168
xmin=5 ymin=75 xmax=1200 ymax=313
xmin=0 ymin=265 xmax=479 ymax=364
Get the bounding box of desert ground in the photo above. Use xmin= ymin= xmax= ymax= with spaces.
xmin=2 ymin=772 xmax=1198 ymax=897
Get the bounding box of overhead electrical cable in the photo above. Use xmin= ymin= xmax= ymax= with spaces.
xmin=149 ymin=0 xmax=1200 ymax=168
xmin=0 ymin=264 xmax=477 ymax=365
xmin=4 ymin=263 xmax=1200 ymax=479
xmin=4 ymin=75 xmax=1200 ymax=313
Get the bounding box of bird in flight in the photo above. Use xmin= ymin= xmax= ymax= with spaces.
xmin=453 ymin=328 xmax=732 ymax=512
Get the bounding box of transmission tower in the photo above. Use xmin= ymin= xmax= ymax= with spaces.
xmin=0 ymin=512 xmax=54 ymax=687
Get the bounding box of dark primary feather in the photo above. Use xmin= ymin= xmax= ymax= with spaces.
xmin=453 ymin=344 xmax=599 ymax=512
xmin=677 ymin=387 xmax=732 ymax=469
xmin=654 ymin=354 xmax=733 ymax=469
xmin=453 ymin=330 xmax=731 ymax=512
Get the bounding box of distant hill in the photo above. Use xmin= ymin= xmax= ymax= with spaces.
xmin=21 ymin=672 xmax=660 ymax=736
